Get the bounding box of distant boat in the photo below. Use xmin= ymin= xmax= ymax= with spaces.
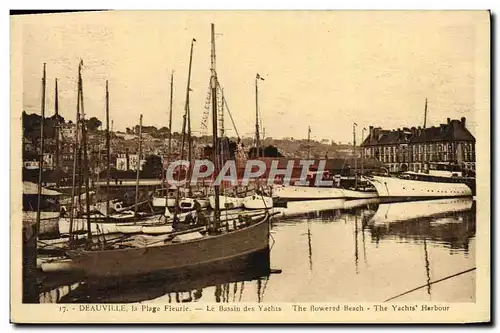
xmin=401 ymin=162 xmax=476 ymax=195
xmin=242 ymin=194 xmax=273 ymax=210
xmin=272 ymin=184 xmax=377 ymax=207
xmin=366 ymin=175 xmax=472 ymax=199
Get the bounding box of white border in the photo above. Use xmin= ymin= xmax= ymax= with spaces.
xmin=3 ymin=2 xmax=497 ymax=332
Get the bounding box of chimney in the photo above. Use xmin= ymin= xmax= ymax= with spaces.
xmin=461 ymin=117 xmax=466 ymax=127
xmin=369 ymin=126 xmax=374 ymax=141
xmin=411 ymin=126 xmax=416 ymax=136
xmin=447 ymin=117 xmax=451 ymax=124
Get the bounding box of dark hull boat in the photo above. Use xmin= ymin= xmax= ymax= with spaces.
xmin=55 ymin=247 xmax=271 ymax=303
xmin=66 ymin=213 xmax=270 ymax=279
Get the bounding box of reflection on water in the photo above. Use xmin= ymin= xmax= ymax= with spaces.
xmin=368 ymin=198 xmax=476 ymax=252
xmin=42 ymin=198 xmax=476 ymax=304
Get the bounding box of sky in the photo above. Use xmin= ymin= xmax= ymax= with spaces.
xmin=15 ymin=10 xmax=488 ymax=143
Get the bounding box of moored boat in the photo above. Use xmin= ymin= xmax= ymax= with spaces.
xmin=272 ymin=185 xmax=377 ymax=207
xmin=242 ymin=195 xmax=273 ymax=209
xmin=66 ymin=211 xmax=270 ymax=278
xmin=366 ymin=175 xmax=472 ymax=199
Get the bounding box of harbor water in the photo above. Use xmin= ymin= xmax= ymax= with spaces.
xmin=40 ymin=198 xmax=476 ymax=304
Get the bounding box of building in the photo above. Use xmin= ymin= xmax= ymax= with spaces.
xmin=360 ymin=117 xmax=475 ymax=173
xmin=23 ymin=153 xmax=54 ymax=170
xmin=116 ymin=153 xmax=145 ymax=171
xmin=59 ymin=122 xmax=77 ymax=142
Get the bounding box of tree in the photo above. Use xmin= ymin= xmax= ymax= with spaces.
xmin=141 ymin=154 xmax=163 ymax=178
xmin=85 ymin=117 xmax=102 ymax=132
xmin=248 ymin=145 xmax=283 ymax=158
xmin=263 ymin=145 xmax=283 ymax=157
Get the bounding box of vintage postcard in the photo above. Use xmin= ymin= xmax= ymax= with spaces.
xmin=10 ymin=10 xmax=490 ymax=323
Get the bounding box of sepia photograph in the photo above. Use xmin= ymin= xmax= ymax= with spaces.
xmin=10 ymin=10 xmax=490 ymax=323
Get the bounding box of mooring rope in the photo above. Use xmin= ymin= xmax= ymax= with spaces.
xmin=384 ymin=267 xmax=476 ymax=302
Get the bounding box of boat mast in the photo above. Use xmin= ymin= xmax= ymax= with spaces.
xmin=255 ymin=73 xmax=264 ymax=158
xmin=68 ymin=62 xmax=82 ymax=246
xmin=35 ymin=63 xmax=46 ymax=241
xmin=307 ymin=126 xmax=311 ymax=160
xmin=54 ymin=78 xmax=60 ymax=188
xmin=361 ymin=127 xmax=366 ymax=178
xmin=164 ymin=72 xmax=174 ymax=212
xmin=105 ymin=81 xmax=111 ymax=217
xmin=134 ymin=114 xmax=143 ymax=221
xmin=186 ymin=38 xmax=196 ymax=196
xmin=211 ymin=23 xmax=221 ymax=224
xmin=353 ymin=123 xmax=357 ymax=189
xmin=423 ymin=98 xmax=428 ymax=129
xmin=78 ymin=62 xmax=92 ymax=246
xmin=173 ymin=39 xmax=195 ymax=225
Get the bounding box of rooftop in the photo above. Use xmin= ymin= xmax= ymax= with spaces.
xmin=361 ymin=117 xmax=475 ymax=146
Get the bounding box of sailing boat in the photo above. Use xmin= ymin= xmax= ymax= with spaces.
xmin=66 ymin=25 xmax=272 ymax=279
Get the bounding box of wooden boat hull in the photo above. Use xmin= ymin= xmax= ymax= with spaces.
xmin=67 ymin=215 xmax=270 ymax=278
xmin=367 ymin=175 xmax=473 ymax=198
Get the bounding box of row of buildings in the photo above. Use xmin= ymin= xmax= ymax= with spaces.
xmin=360 ymin=117 xmax=476 ymax=173
xmin=23 ymin=121 xmax=208 ymax=173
